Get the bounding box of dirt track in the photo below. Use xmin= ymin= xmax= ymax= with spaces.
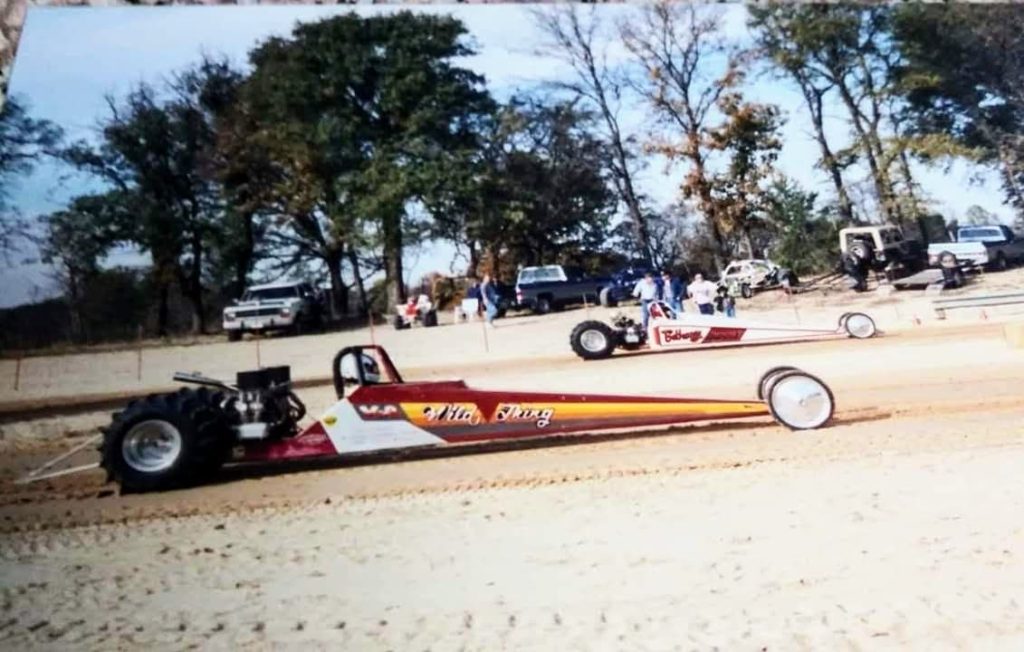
xmin=1 ymin=299 xmax=1024 ymax=648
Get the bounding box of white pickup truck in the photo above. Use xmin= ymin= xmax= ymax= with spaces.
xmin=222 ymin=281 xmax=325 ymax=341
xmin=928 ymin=225 xmax=1024 ymax=271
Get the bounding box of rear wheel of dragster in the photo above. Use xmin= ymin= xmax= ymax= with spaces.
xmin=756 ymin=365 xmax=799 ymax=400
xmin=766 ymin=370 xmax=836 ymax=430
xmin=100 ymin=388 xmax=234 ymax=493
xmin=843 ymin=312 xmax=877 ymax=339
xmin=423 ymin=309 xmax=439 ymax=327
xmin=570 ymin=320 xmax=617 ymax=360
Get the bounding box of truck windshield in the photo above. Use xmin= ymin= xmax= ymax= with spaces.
xmin=958 ymin=227 xmax=1004 ymax=243
xmin=517 ymin=266 xmax=564 ymax=284
xmin=242 ymin=287 xmax=299 ymax=301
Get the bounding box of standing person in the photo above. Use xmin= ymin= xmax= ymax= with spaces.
xmin=481 ymin=273 xmax=499 ymax=327
xmin=715 ymin=283 xmax=737 ymax=318
xmin=688 ymin=273 xmax=717 ymax=315
xmin=632 ymin=271 xmax=659 ymax=332
xmin=662 ymin=271 xmax=684 ymax=313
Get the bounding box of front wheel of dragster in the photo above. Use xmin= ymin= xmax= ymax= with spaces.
xmin=570 ymin=320 xmax=617 ymax=360
xmin=766 ymin=370 xmax=835 ymax=430
xmin=843 ymin=312 xmax=877 ymax=339
xmin=756 ymin=365 xmax=799 ymax=400
xmin=100 ymin=388 xmax=234 ymax=493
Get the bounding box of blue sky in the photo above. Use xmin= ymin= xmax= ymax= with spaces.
xmin=2 ymin=3 xmax=1014 ymax=307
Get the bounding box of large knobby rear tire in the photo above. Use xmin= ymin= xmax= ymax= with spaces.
xmin=765 ymin=370 xmax=835 ymax=431
xmin=100 ymin=388 xmax=234 ymax=493
xmin=570 ymin=320 xmax=617 ymax=360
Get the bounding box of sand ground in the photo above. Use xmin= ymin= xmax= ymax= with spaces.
xmin=1 ymin=280 xmax=1024 ymax=649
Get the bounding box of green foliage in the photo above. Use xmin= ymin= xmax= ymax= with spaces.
xmin=0 ymin=96 xmax=62 ymax=255
xmin=763 ymin=178 xmax=840 ymax=276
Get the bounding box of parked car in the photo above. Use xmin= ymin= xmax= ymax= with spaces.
xmin=718 ymin=259 xmax=797 ymax=298
xmin=515 ymin=265 xmax=612 ymax=314
xmin=927 ymin=225 xmax=1024 ymax=271
xmin=222 ymin=281 xmax=325 ymax=341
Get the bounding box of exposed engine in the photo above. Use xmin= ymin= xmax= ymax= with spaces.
xmin=172 ymin=366 xmax=306 ymax=441
xmin=610 ymin=312 xmax=646 ymax=349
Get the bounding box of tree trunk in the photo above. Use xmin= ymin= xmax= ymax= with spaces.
xmin=157 ymin=280 xmax=170 ymax=338
xmin=186 ymin=233 xmax=205 ymax=334
xmin=346 ymin=245 xmax=369 ymax=318
xmin=466 ymin=240 xmax=480 ymax=279
xmin=325 ymin=250 xmax=346 ymax=320
xmin=382 ymin=211 xmax=405 ymax=309
xmin=800 ymin=80 xmax=855 ymax=223
xmin=834 ymin=79 xmax=898 ymax=224
xmin=234 ymin=211 xmax=255 ymax=298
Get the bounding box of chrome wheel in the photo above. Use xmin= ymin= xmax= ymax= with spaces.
xmin=844 ymin=313 xmax=876 ymax=339
xmin=121 ymin=420 xmax=182 ymax=473
xmin=768 ymin=372 xmax=834 ymax=430
xmin=579 ymin=328 xmax=609 ymax=353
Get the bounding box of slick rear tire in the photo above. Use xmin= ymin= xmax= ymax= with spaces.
xmin=423 ymin=310 xmax=439 ymax=327
xmin=757 ymin=365 xmax=799 ymax=401
xmin=100 ymin=388 xmax=234 ymax=493
xmin=766 ymin=370 xmax=835 ymax=431
xmin=570 ymin=320 xmax=617 ymax=360
xmin=843 ymin=312 xmax=877 ymax=339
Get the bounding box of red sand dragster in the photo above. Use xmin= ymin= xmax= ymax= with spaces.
xmin=570 ymin=301 xmax=878 ymax=360
xmin=79 ymin=346 xmax=836 ymax=493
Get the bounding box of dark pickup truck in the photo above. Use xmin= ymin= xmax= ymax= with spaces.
xmin=515 ymin=265 xmax=613 ymax=314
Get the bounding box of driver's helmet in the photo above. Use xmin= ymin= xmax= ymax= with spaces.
xmin=339 ymin=352 xmax=382 ymax=384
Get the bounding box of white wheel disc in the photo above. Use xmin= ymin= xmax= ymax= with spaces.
xmin=122 ymin=420 xmax=183 ymax=472
xmin=769 ymin=374 xmax=834 ymax=430
xmin=845 ymin=313 xmax=876 ymax=338
xmin=579 ymin=329 xmax=609 ymax=353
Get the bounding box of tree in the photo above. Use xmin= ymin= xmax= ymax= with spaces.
xmin=242 ymin=11 xmax=493 ymax=309
xmin=749 ymin=5 xmax=925 ymax=226
xmin=64 ymin=60 xmax=241 ymax=335
xmin=534 ymin=4 xmax=654 ymax=264
xmin=706 ymin=91 xmax=785 ymax=258
xmin=428 ymin=97 xmax=615 ymax=278
xmin=893 ymin=4 xmax=1024 ymax=218
xmin=748 ymin=5 xmax=857 ymax=223
xmin=621 ymin=2 xmax=782 ymax=271
xmin=762 ymin=178 xmax=839 ymax=276
xmin=0 ymin=96 xmax=61 ymax=256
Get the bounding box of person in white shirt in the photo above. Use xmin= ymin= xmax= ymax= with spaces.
xmin=632 ymin=272 xmax=659 ymax=331
xmin=688 ymin=273 xmax=717 ymax=315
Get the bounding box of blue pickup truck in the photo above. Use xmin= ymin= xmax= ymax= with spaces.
xmin=514 ymin=265 xmax=614 ymax=314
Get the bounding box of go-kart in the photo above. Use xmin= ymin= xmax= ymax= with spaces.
xmin=569 ymin=300 xmax=877 ymax=360
xmin=393 ymin=295 xmax=438 ymax=330
xmin=22 ymin=346 xmax=838 ymax=493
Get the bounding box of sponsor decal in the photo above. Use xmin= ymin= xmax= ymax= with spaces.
xmin=420 ymin=403 xmax=482 ymax=425
xmin=659 ymin=327 xmax=703 ymax=344
xmin=494 ymin=404 xmax=555 ymax=429
xmin=702 ymin=327 xmax=746 ymax=343
xmin=356 ymin=404 xmax=401 ymax=420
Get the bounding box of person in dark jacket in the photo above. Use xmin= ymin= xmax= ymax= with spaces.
xmin=480 ymin=273 xmax=499 ymax=327
xmin=661 ymin=271 xmax=685 ymax=313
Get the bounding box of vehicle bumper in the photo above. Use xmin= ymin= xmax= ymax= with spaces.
xmin=223 ymin=316 xmax=295 ymax=331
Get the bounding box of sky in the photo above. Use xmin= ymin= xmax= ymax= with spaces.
xmin=2 ymin=3 xmax=1014 ymax=308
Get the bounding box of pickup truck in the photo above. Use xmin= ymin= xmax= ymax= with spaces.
xmin=927 ymin=225 xmax=1024 ymax=271
xmin=222 ymin=281 xmax=326 ymax=341
xmin=515 ymin=265 xmax=613 ymax=314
